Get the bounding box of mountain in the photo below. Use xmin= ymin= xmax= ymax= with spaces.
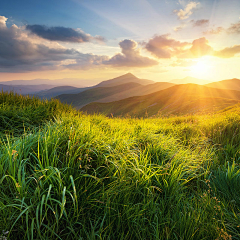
xmin=205 ymin=78 xmax=240 ymax=90
xmin=0 ymin=74 xmax=152 ymax=88
xmin=97 ymin=82 xmax=176 ymax=103
xmin=170 ymin=76 xmax=212 ymax=85
xmin=81 ymin=84 xmax=240 ymax=117
xmin=94 ymin=73 xmax=155 ymax=87
xmin=0 ymin=84 xmax=55 ymax=94
xmin=36 ymin=86 xmax=90 ymax=99
xmin=56 ymin=82 xmax=175 ymax=108
xmin=0 ymin=78 xmax=93 ymax=88
xmin=57 ymin=82 xmax=141 ymax=109
xmin=51 ymin=73 xmax=157 ymax=103
xmin=0 ymin=73 xmax=155 ymax=98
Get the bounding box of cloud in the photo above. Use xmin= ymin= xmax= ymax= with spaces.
xmin=203 ymin=27 xmax=224 ymax=35
xmin=174 ymin=2 xmax=199 ymax=20
xmin=145 ymin=34 xmax=240 ymax=60
xmin=192 ymin=19 xmax=209 ymax=27
xmin=61 ymin=54 xmax=109 ymax=70
xmin=190 ymin=37 xmax=213 ymax=57
xmin=214 ymin=45 xmax=240 ymax=58
xmin=0 ymin=16 xmax=8 ymax=27
xmin=174 ymin=23 xmax=187 ymax=32
xmin=0 ymin=16 xmax=108 ymax=72
xmin=104 ymin=39 xmax=158 ymax=67
xmin=174 ymin=19 xmax=208 ymax=32
xmin=145 ymin=34 xmax=190 ymax=59
xmin=227 ymin=21 xmax=240 ymax=34
xmin=171 ymin=59 xmax=196 ymax=67
xmin=0 ymin=16 xmax=159 ymax=72
xmin=26 ymin=24 xmax=105 ymax=43
xmin=203 ymin=21 xmax=240 ymax=35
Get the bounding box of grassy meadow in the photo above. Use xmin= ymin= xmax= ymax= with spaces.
xmin=1 ymin=92 xmax=240 ymax=239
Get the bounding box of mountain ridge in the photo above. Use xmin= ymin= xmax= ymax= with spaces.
xmin=81 ymin=83 xmax=240 ymax=117
xmin=95 ymin=73 xmax=155 ymax=87
xmin=57 ymin=82 xmax=142 ymax=109
xmin=205 ymin=78 xmax=240 ymax=90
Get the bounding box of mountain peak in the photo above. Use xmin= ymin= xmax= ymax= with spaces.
xmin=122 ymin=72 xmax=137 ymax=78
xmin=95 ymin=73 xmax=154 ymax=88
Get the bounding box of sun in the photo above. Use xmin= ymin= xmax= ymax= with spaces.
xmin=189 ymin=57 xmax=213 ymax=80
xmin=190 ymin=60 xmax=209 ymax=75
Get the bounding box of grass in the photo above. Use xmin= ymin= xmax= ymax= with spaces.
xmin=0 ymin=91 xmax=73 ymax=136
xmin=0 ymin=92 xmax=240 ymax=239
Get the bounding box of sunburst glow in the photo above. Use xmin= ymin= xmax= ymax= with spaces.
xmin=189 ymin=58 xmax=212 ymax=80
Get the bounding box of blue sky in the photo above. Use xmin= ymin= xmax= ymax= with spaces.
xmin=1 ymin=0 xmax=240 ymax=82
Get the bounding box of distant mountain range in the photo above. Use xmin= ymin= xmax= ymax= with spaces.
xmin=170 ymin=76 xmax=212 ymax=85
xmin=0 ymin=78 xmax=96 ymax=88
xmin=36 ymin=86 xmax=90 ymax=99
xmin=1 ymin=73 xmax=240 ymax=117
xmin=81 ymin=84 xmax=240 ymax=117
xmin=57 ymin=73 xmax=175 ymax=108
xmin=57 ymin=82 xmax=141 ymax=109
xmin=96 ymin=81 xmax=175 ymax=103
xmin=0 ymin=84 xmax=56 ymax=94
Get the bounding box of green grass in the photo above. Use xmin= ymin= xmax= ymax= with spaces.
xmin=1 ymin=92 xmax=240 ymax=239
xmin=0 ymin=91 xmax=73 ymax=138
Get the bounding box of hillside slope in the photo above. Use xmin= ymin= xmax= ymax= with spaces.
xmin=36 ymin=86 xmax=91 ymax=99
xmin=35 ymin=73 xmax=155 ymax=99
xmin=205 ymin=78 xmax=240 ymax=90
xmin=81 ymin=84 xmax=240 ymax=117
xmin=98 ymin=82 xmax=175 ymax=103
xmin=57 ymin=82 xmax=141 ymax=108
xmin=2 ymin=92 xmax=240 ymax=239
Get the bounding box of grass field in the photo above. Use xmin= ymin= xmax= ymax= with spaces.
xmin=1 ymin=92 xmax=240 ymax=239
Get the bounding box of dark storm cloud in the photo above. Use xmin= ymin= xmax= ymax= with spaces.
xmin=104 ymin=39 xmax=158 ymax=68
xmin=26 ymin=24 xmax=105 ymax=43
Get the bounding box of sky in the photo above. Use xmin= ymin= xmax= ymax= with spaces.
xmin=0 ymin=0 xmax=240 ymax=83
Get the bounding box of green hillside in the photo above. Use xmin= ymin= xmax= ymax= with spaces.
xmin=0 ymin=91 xmax=72 ymax=136
xmin=1 ymin=92 xmax=240 ymax=239
xmin=81 ymin=83 xmax=240 ymax=117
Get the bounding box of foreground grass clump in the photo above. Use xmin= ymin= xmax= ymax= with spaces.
xmin=0 ymin=91 xmax=73 ymax=135
xmin=1 ymin=93 xmax=240 ymax=239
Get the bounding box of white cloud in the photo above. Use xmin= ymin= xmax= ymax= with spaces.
xmin=174 ymin=2 xmax=199 ymax=20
